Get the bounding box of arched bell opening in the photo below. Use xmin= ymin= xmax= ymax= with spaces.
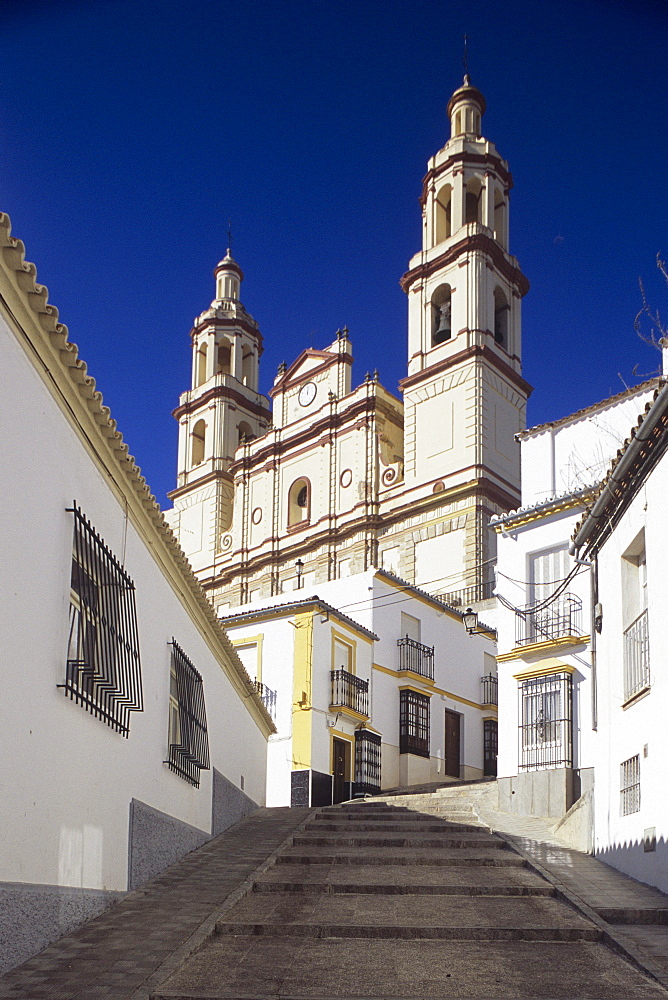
xmin=242 ymin=350 xmax=254 ymax=387
xmin=196 ymin=342 xmax=208 ymax=387
xmin=431 ymin=284 xmax=452 ymax=346
xmin=238 ymin=421 xmax=255 ymax=446
xmin=216 ymin=339 xmax=232 ymax=376
xmin=465 ymin=177 xmax=482 ymax=226
xmin=191 ymin=419 xmax=206 ymax=467
xmin=434 ymin=184 xmax=452 ymax=245
xmin=494 ymin=192 xmax=507 ymax=249
xmin=494 ymin=287 xmax=510 ymax=347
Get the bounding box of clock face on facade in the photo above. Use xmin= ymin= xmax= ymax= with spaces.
xmin=298 ymin=381 xmax=317 ymax=407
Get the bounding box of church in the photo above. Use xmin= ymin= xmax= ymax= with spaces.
xmin=165 ymin=75 xmax=532 ymax=615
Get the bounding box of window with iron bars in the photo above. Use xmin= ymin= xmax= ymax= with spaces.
xmin=518 ymin=672 xmax=572 ymax=771
xmin=61 ymin=504 xmax=143 ymax=736
xmin=399 ymin=689 xmax=430 ymax=758
xmin=620 ymin=755 xmax=640 ymax=816
xmin=354 ymin=729 xmax=381 ymax=794
xmin=484 ymin=719 xmax=498 ymax=776
xmin=623 ymin=610 xmax=650 ymax=702
xmin=166 ymin=639 xmax=210 ymax=787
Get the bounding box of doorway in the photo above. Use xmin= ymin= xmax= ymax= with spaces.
xmin=444 ymin=710 xmax=461 ymax=778
xmin=332 ymin=737 xmax=351 ymax=804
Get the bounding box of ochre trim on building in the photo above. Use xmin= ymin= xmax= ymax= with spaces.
xmin=512 ymin=661 xmax=576 ymax=680
xmin=400 ymin=231 xmax=529 ymax=297
xmin=498 ymin=635 xmax=590 ymax=661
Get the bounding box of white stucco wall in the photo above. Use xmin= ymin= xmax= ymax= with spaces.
xmin=0 ymin=311 xmax=268 ymax=895
xmin=592 ymin=455 xmax=668 ymax=891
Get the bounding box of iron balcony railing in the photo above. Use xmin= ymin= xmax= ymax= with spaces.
xmin=436 ymin=581 xmax=495 ymax=608
xmin=623 ymin=609 xmax=650 ymax=701
xmin=330 ymin=669 xmax=369 ymax=717
xmin=481 ymin=673 xmax=498 ymax=705
xmin=515 ymin=593 xmax=583 ymax=646
xmin=254 ymin=680 xmax=277 ymax=719
xmin=397 ymin=637 xmax=434 ymax=679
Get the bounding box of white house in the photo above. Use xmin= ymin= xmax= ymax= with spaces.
xmin=492 ymin=380 xmax=660 ymax=839
xmin=0 ymin=212 xmax=274 ymax=973
xmin=221 ymin=569 xmax=498 ymax=807
xmin=571 ymin=380 xmax=668 ymax=891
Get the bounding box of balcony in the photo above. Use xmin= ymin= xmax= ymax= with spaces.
xmin=397 ymin=637 xmax=434 ymax=680
xmin=254 ymin=680 xmax=277 ymax=719
xmin=436 ymin=581 xmax=495 ymax=608
xmin=481 ymin=673 xmax=498 ymax=706
xmin=515 ymin=593 xmax=583 ymax=647
xmin=623 ymin=609 xmax=650 ymax=702
xmin=330 ymin=669 xmax=369 ymax=718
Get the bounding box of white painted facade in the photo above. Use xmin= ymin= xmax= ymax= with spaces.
xmin=222 ymin=570 xmax=497 ymax=807
xmin=571 ymin=382 xmax=668 ymax=891
xmin=0 ymin=213 xmax=272 ymax=971
xmin=493 ymin=380 xmax=660 ymax=836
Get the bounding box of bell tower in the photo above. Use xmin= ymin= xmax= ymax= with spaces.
xmin=395 ymin=77 xmax=532 ymax=603
xmin=166 ymin=250 xmax=271 ymax=575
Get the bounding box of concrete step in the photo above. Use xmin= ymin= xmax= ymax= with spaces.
xmin=308 ymin=821 xmax=486 ymax=833
xmin=253 ymin=863 xmax=555 ymax=896
xmin=276 ymin=846 xmax=529 ymax=867
xmin=151 ymin=936 xmax=668 ymax=998
xmin=213 ymin=892 xmax=602 ymax=942
xmin=293 ymin=833 xmax=507 ymax=849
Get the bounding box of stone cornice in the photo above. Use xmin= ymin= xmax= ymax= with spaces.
xmin=0 ymin=211 xmax=275 ymax=738
xmin=399 ymin=342 xmax=533 ymax=398
xmin=400 ymin=232 xmax=529 ymax=297
xmin=173 ymin=382 xmax=272 ymax=422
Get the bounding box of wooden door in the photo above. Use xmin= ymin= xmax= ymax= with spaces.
xmin=444 ymin=710 xmax=461 ymax=778
xmin=332 ymin=737 xmax=350 ymax=804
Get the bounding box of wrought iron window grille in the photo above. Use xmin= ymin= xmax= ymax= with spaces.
xmin=518 ymin=672 xmax=572 ymax=771
xmin=515 ymin=593 xmax=583 ymax=646
xmin=355 ymin=729 xmax=381 ymax=794
xmin=330 ymin=669 xmax=369 ymax=717
xmin=620 ymin=755 xmax=641 ymax=816
xmin=60 ymin=504 xmax=143 ymax=736
xmin=623 ymin=609 xmax=650 ymax=701
xmin=399 ymin=689 xmax=430 ymax=758
xmin=481 ymin=673 xmax=498 ymax=705
xmin=254 ymin=679 xmax=277 ymax=719
xmin=397 ymin=636 xmax=434 ymax=679
xmin=166 ymin=639 xmax=210 ymax=787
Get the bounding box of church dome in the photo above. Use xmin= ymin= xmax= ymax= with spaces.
xmin=446 ymin=75 xmax=486 ymax=138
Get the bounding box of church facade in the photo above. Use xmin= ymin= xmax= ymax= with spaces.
xmin=166 ymin=77 xmax=531 ymax=613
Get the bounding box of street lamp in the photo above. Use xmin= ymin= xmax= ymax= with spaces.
xmin=463 ymin=607 xmax=479 ymax=635
xmin=295 ymin=558 xmax=304 ymax=589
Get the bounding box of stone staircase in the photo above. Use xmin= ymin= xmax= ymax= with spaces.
xmin=152 ymin=800 xmax=667 ymax=998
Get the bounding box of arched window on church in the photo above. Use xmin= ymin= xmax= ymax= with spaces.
xmin=431 ymin=284 xmax=452 ymax=346
xmin=494 ymin=192 xmax=507 ymax=249
xmin=196 ymin=343 xmax=208 ymax=387
xmin=216 ymin=340 xmax=232 ymax=376
xmin=242 ymin=350 xmax=254 ymax=387
xmin=191 ymin=419 xmax=206 ymax=467
xmin=465 ymin=177 xmax=482 ymax=226
xmin=238 ymin=421 xmax=255 ymax=446
xmin=434 ymin=184 xmax=452 ymax=245
xmin=494 ymin=287 xmax=510 ymax=347
xmin=288 ymin=478 xmax=310 ymax=528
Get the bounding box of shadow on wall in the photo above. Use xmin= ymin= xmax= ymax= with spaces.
xmin=595 ymin=833 xmax=668 ymax=895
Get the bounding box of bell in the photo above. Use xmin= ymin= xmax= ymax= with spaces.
xmin=434 ymin=301 xmax=452 ymax=342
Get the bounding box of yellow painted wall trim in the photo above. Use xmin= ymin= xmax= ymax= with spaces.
xmin=513 ymin=662 xmax=576 ymax=680
xmin=374 ymin=663 xmax=487 ymax=710
xmin=331 ymin=628 xmax=357 ymax=674
xmin=397 ymin=669 xmax=436 ymax=686
xmin=292 ymin=611 xmax=313 ymax=770
xmin=398 ymin=684 xmax=434 ymax=698
xmin=329 ymin=705 xmax=369 ymax=723
xmin=230 ymin=633 xmax=264 ymax=683
xmin=492 ymin=493 xmax=596 ymax=532
xmin=497 ymin=634 xmax=590 ymax=661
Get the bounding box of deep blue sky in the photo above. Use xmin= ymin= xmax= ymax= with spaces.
xmin=2 ymin=0 xmax=667 ymax=508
